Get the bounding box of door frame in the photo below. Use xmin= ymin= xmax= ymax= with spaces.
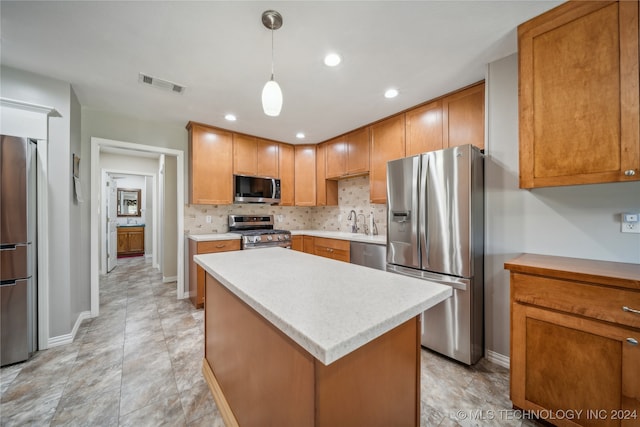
xmin=90 ymin=137 xmax=185 ymax=318
xmin=100 ymin=169 xmax=157 ymax=275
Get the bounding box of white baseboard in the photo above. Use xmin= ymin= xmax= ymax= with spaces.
xmin=162 ymin=275 xmax=177 ymax=283
xmin=485 ymin=349 xmax=510 ymax=369
xmin=47 ymin=310 xmax=91 ymax=348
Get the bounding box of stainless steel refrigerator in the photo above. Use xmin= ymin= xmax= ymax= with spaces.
xmin=1 ymin=135 xmax=37 ymax=366
xmin=386 ymin=144 xmax=484 ymax=365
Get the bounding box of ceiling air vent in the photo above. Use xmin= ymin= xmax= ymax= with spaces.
xmin=138 ymin=73 xmax=186 ymax=94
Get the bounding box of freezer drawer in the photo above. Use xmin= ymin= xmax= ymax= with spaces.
xmin=387 ymin=264 xmax=483 ymax=365
xmin=0 ymin=243 xmax=31 ymax=281
xmin=1 ymin=278 xmax=29 ymax=366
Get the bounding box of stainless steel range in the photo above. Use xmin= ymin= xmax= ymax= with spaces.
xmin=228 ymin=214 xmax=291 ymax=250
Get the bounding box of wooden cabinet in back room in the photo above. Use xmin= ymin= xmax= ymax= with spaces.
xmin=518 ymin=0 xmax=639 ymax=188
xmin=187 ymin=122 xmax=233 ymax=205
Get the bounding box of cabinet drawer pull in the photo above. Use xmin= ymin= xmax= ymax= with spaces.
xmin=622 ymin=306 xmax=640 ymax=315
xmin=624 ymin=169 xmax=636 ymax=176
xmin=215 ymin=244 xmax=226 ymax=248
xmin=627 ymin=338 xmax=639 ymax=346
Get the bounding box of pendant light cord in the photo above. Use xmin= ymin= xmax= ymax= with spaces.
xmin=270 ymin=19 xmax=275 ymax=79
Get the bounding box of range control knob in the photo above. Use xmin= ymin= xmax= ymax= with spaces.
xmin=254 ymin=236 xmax=262 ymax=243
xmin=277 ymin=235 xmax=283 ymax=241
xmin=267 ymin=235 xmax=273 ymax=241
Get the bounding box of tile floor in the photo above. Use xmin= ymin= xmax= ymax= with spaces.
xmin=1 ymin=257 xmax=541 ymax=427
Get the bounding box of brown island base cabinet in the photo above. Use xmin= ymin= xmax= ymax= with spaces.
xmin=203 ymin=272 xmax=421 ymax=427
xmin=117 ymin=226 xmax=144 ymax=257
xmin=188 ymin=239 xmax=240 ymax=308
xmin=293 ymin=235 xmax=350 ymax=263
xmin=505 ymin=254 xmax=640 ymax=427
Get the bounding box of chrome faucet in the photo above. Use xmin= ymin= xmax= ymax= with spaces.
xmin=357 ymin=213 xmax=368 ymax=234
xmin=347 ymin=210 xmax=358 ymax=233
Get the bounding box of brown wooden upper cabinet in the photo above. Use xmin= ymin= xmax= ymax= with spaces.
xmin=187 ymin=122 xmax=233 ymax=205
xmin=278 ymin=143 xmax=295 ymax=206
xmin=369 ymin=115 xmax=406 ymax=204
xmin=233 ymin=134 xmax=279 ymax=178
xmin=518 ymin=0 xmax=639 ymax=188
xmin=405 ymin=100 xmax=443 ymax=156
xmin=442 ymin=83 xmax=485 ymax=150
xmin=316 ymin=142 xmax=338 ymax=206
xmin=325 ymin=128 xmax=370 ymax=179
xmin=294 ymin=145 xmax=317 ymax=206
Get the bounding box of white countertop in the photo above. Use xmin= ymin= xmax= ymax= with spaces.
xmin=291 ymin=230 xmax=386 ymax=245
xmin=194 ymin=248 xmax=451 ymax=365
xmin=187 ymin=232 xmax=241 ymax=242
xmin=187 ymin=230 xmax=385 ymax=245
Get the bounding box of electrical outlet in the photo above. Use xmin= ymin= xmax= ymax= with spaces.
xmin=206 ymin=215 xmax=212 ymax=224
xmin=621 ymin=212 xmax=640 ymax=234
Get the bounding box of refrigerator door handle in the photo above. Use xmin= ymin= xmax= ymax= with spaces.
xmin=1 ymin=279 xmax=18 ymax=287
xmin=418 ymin=153 xmax=429 ymax=267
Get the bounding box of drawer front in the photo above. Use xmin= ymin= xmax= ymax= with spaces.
xmin=313 ymin=237 xmax=350 ymax=251
xmin=511 ymin=272 xmax=640 ymax=330
xmin=197 ymin=239 xmax=241 ymax=254
xmin=313 ymin=244 xmax=350 ymax=263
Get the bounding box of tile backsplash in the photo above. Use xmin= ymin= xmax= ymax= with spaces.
xmin=184 ymin=175 xmax=387 ymax=236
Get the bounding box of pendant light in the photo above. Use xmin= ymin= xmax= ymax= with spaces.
xmin=261 ymin=10 xmax=283 ymax=117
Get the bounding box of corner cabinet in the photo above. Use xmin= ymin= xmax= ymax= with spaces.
xmin=325 ymin=128 xmax=370 ymax=179
xmin=518 ymin=1 xmax=640 ymax=188
xmin=316 ymin=143 xmax=338 ymax=206
xmin=187 ymin=122 xmax=233 ymax=204
xmin=505 ymin=254 xmax=640 ymax=427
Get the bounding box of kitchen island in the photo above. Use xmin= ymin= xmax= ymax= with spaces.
xmin=194 ymin=247 xmax=451 ymax=427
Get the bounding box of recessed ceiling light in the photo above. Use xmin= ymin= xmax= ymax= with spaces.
xmin=384 ymin=89 xmax=399 ymax=99
xmin=324 ymin=53 xmax=341 ymax=67
xmin=225 ymin=114 xmax=237 ymax=121
xmin=296 ymin=132 xmax=305 ymax=139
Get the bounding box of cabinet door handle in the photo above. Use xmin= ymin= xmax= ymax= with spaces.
xmin=624 ymin=169 xmax=636 ymax=176
xmin=627 ymin=338 xmax=638 ymax=346
xmin=622 ymin=306 xmax=640 ymax=315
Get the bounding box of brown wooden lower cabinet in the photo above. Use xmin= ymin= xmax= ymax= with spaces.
xmin=313 ymin=237 xmax=350 ymax=263
xmin=117 ymin=226 xmax=144 ymax=257
xmin=291 ymin=235 xmax=303 ymax=251
xmin=203 ymin=273 xmax=420 ymax=427
xmin=505 ymin=254 xmax=640 ymax=427
xmin=188 ymin=239 xmax=240 ymax=308
xmin=302 ymin=235 xmax=314 ymax=254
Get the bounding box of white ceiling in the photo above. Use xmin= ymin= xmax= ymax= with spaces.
xmin=1 ymin=1 xmax=561 ymax=145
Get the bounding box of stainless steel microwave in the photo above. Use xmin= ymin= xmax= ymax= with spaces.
xmin=234 ymin=175 xmax=281 ymax=204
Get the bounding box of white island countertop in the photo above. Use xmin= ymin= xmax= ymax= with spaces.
xmin=194 ymin=247 xmax=451 ymax=365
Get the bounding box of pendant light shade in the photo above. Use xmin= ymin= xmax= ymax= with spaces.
xmin=262 ymin=77 xmax=283 ymax=117
xmin=261 ymin=10 xmax=283 ymax=117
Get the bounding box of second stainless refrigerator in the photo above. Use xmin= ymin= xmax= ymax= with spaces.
xmin=386 ymin=144 xmax=484 ymax=365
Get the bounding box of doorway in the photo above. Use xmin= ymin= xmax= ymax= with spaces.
xmin=90 ymin=137 xmax=185 ymax=318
